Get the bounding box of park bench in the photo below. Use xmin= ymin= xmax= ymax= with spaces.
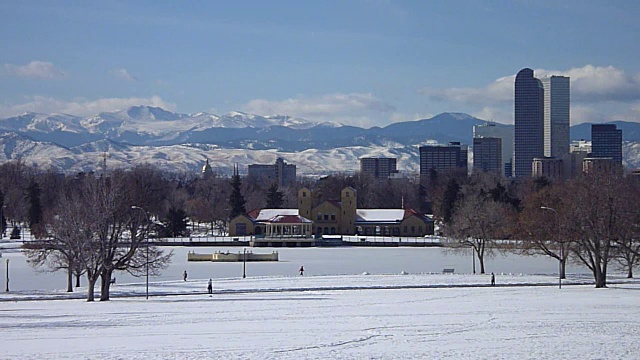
xmin=442 ymin=268 xmax=455 ymax=274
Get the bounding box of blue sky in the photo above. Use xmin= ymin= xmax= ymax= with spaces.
xmin=2 ymin=1 xmax=640 ymax=127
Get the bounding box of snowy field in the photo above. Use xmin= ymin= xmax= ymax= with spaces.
xmin=1 ymin=243 xmax=639 ymax=359
xmin=1 ymin=274 xmax=640 ymax=359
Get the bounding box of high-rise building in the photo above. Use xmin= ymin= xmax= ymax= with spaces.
xmin=541 ymin=76 xmax=570 ymax=158
xmin=248 ymin=157 xmax=296 ymax=187
xmin=514 ymin=68 xmax=544 ymax=178
xmin=473 ymin=137 xmax=502 ymax=174
xmin=419 ymin=142 xmax=468 ymax=175
xmin=473 ymin=123 xmax=513 ymax=176
xmin=360 ymin=157 xmax=399 ymax=179
xmin=591 ymin=124 xmax=622 ymax=166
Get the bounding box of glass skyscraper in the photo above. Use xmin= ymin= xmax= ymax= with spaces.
xmin=514 ymin=68 xmax=544 ymax=178
xmin=591 ymin=124 xmax=622 ymax=166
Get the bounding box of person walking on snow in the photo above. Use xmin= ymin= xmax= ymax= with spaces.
xmin=491 ymin=272 xmax=495 ymax=286
xmin=183 ymin=270 xmax=188 ymax=281
xmin=299 ymin=265 xmax=304 ymax=276
xmin=207 ymin=279 xmax=213 ymax=294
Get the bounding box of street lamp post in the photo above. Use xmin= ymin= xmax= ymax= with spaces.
xmin=5 ymin=258 xmax=9 ymax=292
xmin=540 ymin=206 xmax=562 ymax=289
xmin=472 ymin=248 xmax=476 ymax=274
xmin=242 ymin=248 xmax=246 ymax=278
xmin=131 ymin=206 xmax=150 ymax=299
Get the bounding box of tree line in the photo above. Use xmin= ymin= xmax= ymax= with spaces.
xmin=435 ymin=168 xmax=640 ymax=288
xmin=1 ymin=159 xmax=638 ymax=296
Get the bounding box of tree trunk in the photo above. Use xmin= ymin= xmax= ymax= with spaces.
xmin=627 ymin=267 xmax=633 ymax=279
xmin=75 ymin=274 xmax=81 ymax=287
xmin=66 ymin=267 xmax=73 ymax=293
xmin=594 ymin=267 xmax=607 ymax=288
xmin=86 ymin=276 xmax=97 ymax=302
xmin=560 ymin=257 xmax=567 ymax=279
xmin=100 ymin=270 xmax=113 ymax=301
xmin=478 ymin=254 xmax=485 ymax=274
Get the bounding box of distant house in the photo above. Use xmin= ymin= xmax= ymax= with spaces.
xmin=355 ymin=209 xmax=434 ymax=237
xmin=229 ymin=187 xmax=434 ymax=237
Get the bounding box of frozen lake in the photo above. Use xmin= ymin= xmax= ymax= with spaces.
xmin=0 ymin=243 xmax=594 ymax=292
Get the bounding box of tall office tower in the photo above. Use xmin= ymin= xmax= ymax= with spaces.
xmin=591 ymin=124 xmax=623 ymax=166
xmin=473 ymin=123 xmax=513 ymax=176
xmin=514 ymin=68 xmax=544 ymax=178
xmin=541 ymin=76 xmax=570 ymax=158
xmin=360 ymin=157 xmax=398 ymax=179
xmin=419 ymin=142 xmax=468 ymax=175
xmin=473 ymin=137 xmax=502 ymax=174
xmin=248 ymin=157 xmax=297 ymax=187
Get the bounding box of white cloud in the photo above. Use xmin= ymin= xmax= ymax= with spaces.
xmin=241 ymin=93 xmax=396 ymax=127
xmin=0 ymin=95 xmax=175 ymax=118
xmin=536 ymin=65 xmax=640 ymax=103
xmin=4 ymin=61 xmax=65 ymax=79
xmin=419 ymin=75 xmax=513 ymax=105
xmin=109 ymin=68 xmax=138 ymax=81
xmin=422 ymin=65 xmax=640 ymax=105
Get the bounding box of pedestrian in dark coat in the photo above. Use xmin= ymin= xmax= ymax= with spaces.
xmin=207 ymin=279 xmax=213 ymax=294
xmin=491 ymin=272 xmax=495 ymax=286
xmin=299 ymin=266 xmax=304 ymax=276
xmin=183 ymin=270 xmax=188 ymax=281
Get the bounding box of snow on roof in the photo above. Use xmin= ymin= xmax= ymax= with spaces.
xmin=253 ymin=209 xmax=299 ymax=221
xmin=356 ymin=209 xmax=406 ymax=223
xmin=266 ymin=215 xmax=313 ymax=224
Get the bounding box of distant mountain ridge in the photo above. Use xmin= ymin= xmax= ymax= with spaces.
xmin=0 ymin=107 xmax=486 ymax=150
xmin=0 ymin=106 xmax=639 ymax=174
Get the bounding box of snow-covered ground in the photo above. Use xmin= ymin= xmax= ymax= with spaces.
xmin=1 ymin=242 xmax=588 ymax=292
xmin=2 ymin=242 xmax=639 ymax=359
xmin=1 ymin=274 xmax=639 ymax=359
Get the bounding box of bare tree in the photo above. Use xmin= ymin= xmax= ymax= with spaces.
xmin=610 ymin=177 xmax=640 ymax=278
xmin=517 ymin=184 xmax=571 ymax=278
xmin=92 ymin=171 xmax=172 ymax=301
xmin=563 ymin=171 xmax=627 ymax=288
xmin=445 ymin=192 xmax=514 ymax=274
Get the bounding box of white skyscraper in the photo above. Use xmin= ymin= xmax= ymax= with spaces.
xmin=541 ymin=76 xmax=570 ymax=158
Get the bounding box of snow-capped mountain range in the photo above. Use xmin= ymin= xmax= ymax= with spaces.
xmin=0 ymin=106 xmax=639 ymax=175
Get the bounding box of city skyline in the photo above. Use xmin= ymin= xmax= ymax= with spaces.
xmin=2 ymin=2 xmax=640 ymax=127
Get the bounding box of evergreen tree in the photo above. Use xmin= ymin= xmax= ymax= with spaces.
xmin=228 ymin=169 xmax=246 ymax=219
xmin=162 ymin=207 xmax=189 ymax=237
xmin=265 ymin=183 xmax=284 ymax=209
xmin=27 ymin=180 xmax=45 ymax=238
xmin=442 ymin=178 xmax=460 ymax=224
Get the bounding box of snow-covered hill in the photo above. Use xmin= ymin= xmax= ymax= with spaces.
xmin=1 ymin=106 xmax=639 ymax=174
